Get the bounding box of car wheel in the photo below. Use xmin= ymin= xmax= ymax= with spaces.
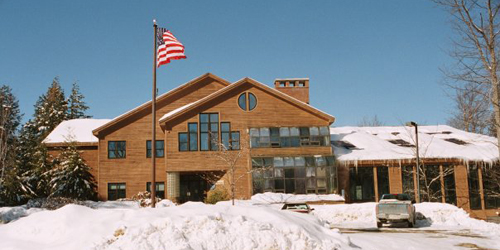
xmin=408 ymin=220 xmax=414 ymax=228
xmin=377 ymin=222 xmax=383 ymax=228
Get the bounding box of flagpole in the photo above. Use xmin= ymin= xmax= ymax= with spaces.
xmin=151 ymin=19 xmax=157 ymax=208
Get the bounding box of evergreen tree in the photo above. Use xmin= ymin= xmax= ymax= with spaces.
xmin=34 ymin=77 xmax=68 ymax=138
xmin=0 ymin=85 xmax=24 ymax=205
xmin=16 ymin=77 xmax=67 ymax=199
xmin=67 ymin=82 xmax=91 ymax=119
xmin=49 ymin=141 xmax=97 ymax=200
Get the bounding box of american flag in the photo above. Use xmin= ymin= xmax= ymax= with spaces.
xmin=156 ymin=28 xmax=186 ymax=67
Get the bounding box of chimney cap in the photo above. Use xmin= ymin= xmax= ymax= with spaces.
xmin=274 ymin=78 xmax=309 ymax=81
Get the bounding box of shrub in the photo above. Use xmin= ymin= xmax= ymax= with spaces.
xmin=205 ymin=188 xmax=229 ymax=204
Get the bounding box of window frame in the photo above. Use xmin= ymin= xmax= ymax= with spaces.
xmin=200 ymin=113 xmax=219 ymax=151
xmin=146 ymin=140 xmax=165 ymax=158
xmin=108 ymin=183 xmax=126 ymax=201
xmin=146 ymin=182 xmax=165 ymax=199
xmin=108 ymin=141 xmax=126 ymax=159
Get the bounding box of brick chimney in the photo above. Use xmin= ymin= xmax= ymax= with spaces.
xmin=274 ymin=78 xmax=309 ymax=104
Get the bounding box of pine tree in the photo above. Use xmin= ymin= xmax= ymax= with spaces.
xmin=67 ymin=82 xmax=91 ymax=119
xmin=0 ymin=85 xmax=24 ymax=205
xmin=49 ymin=141 xmax=97 ymax=200
xmin=16 ymin=77 xmax=68 ymax=199
xmin=34 ymin=77 xmax=68 ymax=138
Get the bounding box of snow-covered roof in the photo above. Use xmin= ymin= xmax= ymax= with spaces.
xmin=160 ymin=102 xmax=197 ymax=121
xmin=331 ymin=125 xmax=499 ymax=164
xmin=43 ymin=119 xmax=112 ymax=144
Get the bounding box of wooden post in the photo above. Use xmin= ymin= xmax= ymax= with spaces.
xmin=478 ymin=166 xmax=485 ymax=210
xmin=151 ymin=20 xmax=158 ymax=207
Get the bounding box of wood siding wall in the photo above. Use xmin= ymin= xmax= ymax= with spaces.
xmin=96 ymin=79 xmax=227 ymax=200
xmin=165 ymin=83 xmax=333 ymax=199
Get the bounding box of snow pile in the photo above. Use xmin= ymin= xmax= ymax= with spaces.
xmin=251 ymin=192 xmax=345 ymax=204
xmin=415 ymin=203 xmax=500 ymax=233
xmin=43 ymin=119 xmax=111 ymax=144
xmin=312 ymin=203 xmax=376 ymax=227
xmin=331 ymin=125 xmax=499 ymax=163
xmin=0 ymin=202 xmax=353 ymax=250
xmin=0 ymin=206 xmax=43 ymax=224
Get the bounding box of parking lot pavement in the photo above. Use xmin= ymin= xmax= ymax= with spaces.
xmin=334 ymin=226 xmax=499 ymax=250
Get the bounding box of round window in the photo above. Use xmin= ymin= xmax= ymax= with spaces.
xmin=237 ymin=92 xmax=257 ymax=111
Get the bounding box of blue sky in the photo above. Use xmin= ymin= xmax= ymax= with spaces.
xmin=0 ymin=1 xmax=454 ymax=127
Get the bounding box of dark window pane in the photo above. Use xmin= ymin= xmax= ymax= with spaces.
xmin=108 ymin=141 xmax=126 ymax=159
xmin=275 ymin=179 xmax=285 ymax=190
xmin=285 ymin=179 xmax=295 ymax=193
xmin=349 ymin=167 xmax=375 ymax=202
xmin=402 ymin=166 xmax=415 ymax=201
xmin=252 ymin=158 xmax=263 ymax=167
xmin=377 ymin=166 xmax=390 ymax=199
xmin=444 ymin=166 xmax=456 ymax=205
xmin=290 ymin=137 xmax=300 ymax=147
xmin=238 ymin=93 xmax=247 ymax=110
xmin=468 ymin=166 xmax=482 ymax=210
xmin=147 ymin=140 xmax=164 ymax=158
xmin=249 ymin=93 xmax=257 ymax=110
xmin=209 ymin=113 xmax=219 ymax=122
xmin=285 ymin=169 xmax=295 ymax=178
xmin=295 ymin=168 xmax=306 ymax=178
xmin=188 ymin=123 xmax=198 ymax=132
xmin=305 ymin=157 xmax=315 ymax=167
xmin=299 ymin=127 xmax=310 ymax=136
xmin=295 ymin=179 xmax=306 ymax=194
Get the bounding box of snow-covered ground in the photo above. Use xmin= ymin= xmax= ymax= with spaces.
xmin=0 ymin=193 xmax=499 ymax=250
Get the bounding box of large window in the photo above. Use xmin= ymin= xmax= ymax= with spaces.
xmin=108 ymin=183 xmax=126 ymax=200
xmin=200 ymin=113 xmax=219 ymax=151
xmin=482 ymin=167 xmax=500 ymax=209
xmin=377 ymin=166 xmax=390 ymax=199
xmin=250 ymin=126 xmax=329 ymax=148
xmin=146 ymin=182 xmax=165 ymax=199
xmin=252 ymin=155 xmax=336 ymax=195
xmin=420 ymin=165 xmax=442 ymax=202
xmin=443 ymin=165 xmax=457 ymax=205
xmin=468 ymin=166 xmax=482 ymax=210
xmin=401 ymin=166 xmax=415 ymax=201
xmin=349 ymin=167 xmax=375 ymax=202
xmin=108 ymin=141 xmax=126 ymax=159
xmin=146 ymin=140 xmax=164 ymax=158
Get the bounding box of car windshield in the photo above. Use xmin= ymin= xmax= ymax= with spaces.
xmin=283 ymin=204 xmax=308 ymax=210
xmin=381 ymin=194 xmax=410 ymax=201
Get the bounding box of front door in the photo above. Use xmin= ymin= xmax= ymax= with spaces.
xmin=179 ymin=174 xmax=209 ymax=203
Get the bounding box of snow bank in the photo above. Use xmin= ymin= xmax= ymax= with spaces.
xmin=312 ymin=203 xmax=377 ymax=227
xmin=415 ymin=203 xmax=500 ymax=234
xmin=0 ymin=202 xmax=353 ymax=250
xmin=0 ymin=206 xmax=43 ymax=224
xmin=251 ymin=192 xmax=345 ymax=204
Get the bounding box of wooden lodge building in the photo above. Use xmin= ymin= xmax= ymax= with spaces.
xmin=44 ymin=73 xmax=500 ymax=219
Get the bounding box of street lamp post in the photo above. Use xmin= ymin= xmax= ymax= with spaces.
xmin=406 ymin=121 xmax=421 ymax=203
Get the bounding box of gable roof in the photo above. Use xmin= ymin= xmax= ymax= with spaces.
xmin=331 ymin=125 xmax=499 ymax=164
xmin=92 ymin=73 xmax=230 ymax=136
xmin=44 ymin=119 xmax=112 ymax=146
xmin=159 ymin=77 xmax=335 ymax=126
